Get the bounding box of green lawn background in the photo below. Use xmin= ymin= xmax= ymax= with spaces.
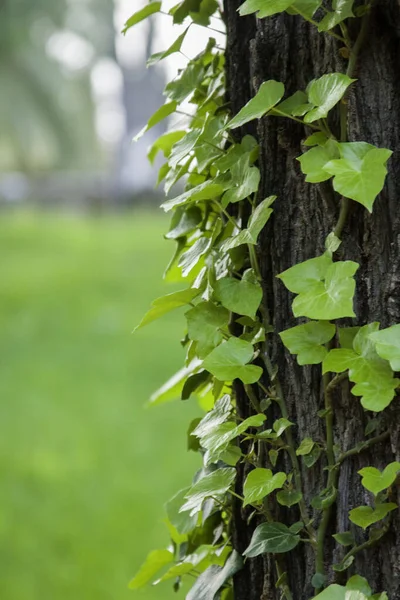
xmin=0 ymin=210 xmax=201 ymax=600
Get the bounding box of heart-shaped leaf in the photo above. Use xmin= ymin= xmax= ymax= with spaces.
xmin=349 ymin=503 xmax=397 ymax=529
xmin=278 ymin=254 xmax=358 ymax=320
xmin=243 ymin=468 xmax=286 ymax=506
xmin=181 ymin=468 xmax=236 ymax=515
xmin=203 ymin=337 xmax=262 ymax=383
xmin=201 ymin=414 xmax=266 ymax=456
xmin=222 ymin=155 xmax=260 ymax=205
xmin=244 ymin=522 xmax=300 ymax=557
xmin=226 ymin=80 xmax=285 ymax=129
xmin=129 ymin=549 xmax=174 ymax=589
xmin=323 ymin=323 xmax=399 ymax=412
xmin=279 ymin=320 xmax=336 ymax=365
xmin=317 ymin=0 xmax=354 ymax=32
xmin=277 ymin=489 xmax=303 ymax=507
xmin=239 ymin=0 xmax=294 ymax=18
xmin=135 ymin=288 xmax=200 ymax=330
xmin=186 ymin=302 xmax=230 ymax=357
xmin=323 ymin=142 xmax=392 ymax=212
xmin=358 ymin=462 xmax=400 ymax=495
xmin=214 ymin=270 xmax=263 ymax=318
xmin=304 ymin=73 xmax=355 ymax=123
xmin=369 ymin=324 xmax=400 ymax=371
xmin=297 ymin=141 xmax=339 ymax=183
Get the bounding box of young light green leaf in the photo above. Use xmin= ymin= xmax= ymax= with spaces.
xmin=277 ymin=489 xmax=303 ymax=507
xmin=288 ymin=0 xmax=321 ymax=19
xmin=193 ymin=395 xmax=232 ymax=439
xmin=272 ymin=90 xmax=309 ymax=117
xmin=135 ymin=288 xmax=199 ymax=330
xmin=201 ymin=414 xmax=266 ymax=455
xmin=296 ymin=437 xmax=315 ymax=456
xmin=169 ymin=129 xmax=202 ymax=169
xmin=243 ymin=468 xmax=286 ymax=506
xmin=122 ymin=2 xmax=161 ymax=34
xmin=214 ymin=270 xmax=263 ymax=318
xmin=165 ymin=206 xmax=203 ymax=240
xmin=147 ymin=28 xmax=189 ymax=66
xmin=165 ymin=61 xmax=205 ymax=102
xmin=323 ymin=143 xmax=392 ymax=212
xmin=349 ymin=503 xmax=397 ymax=529
xmin=323 ymin=323 xmax=398 ymax=412
xmin=165 ymin=488 xmax=198 ymax=535
xmin=318 ymin=0 xmax=354 ymax=32
xmin=369 ymin=324 xmax=400 ymax=371
xmin=244 ymin=522 xmax=300 ymax=557
xmin=304 ymin=73 xmax=355 ymax=123
xmin=297 ymin=141 xmax=339 ymax=183
xmin=358 ymin=462 xmax=400 ymax=495
xmin=203 ymin=337 xmax=263 ymax=384
xmin=346 ymin=575 xmax=372 ymax=596
xmin=222 ymin=196 xmax=275 ymax=250
xmin=313 ymin=585 xmax=347 ymax=600
xmin=239 ymin=0 xmax=294 ymax=18
xmin=222 ymin=156 xmax=260 ymax=205
xmin=149 ymin=358 xmax=202 ymax=406
xmin=279 ymin=321 xmax=336 ymax=365
xmin=278 ymin=254 xmax=359 ymax=320
xmin=338 ymin=326 xmax=360 ymax=349
xmin=325 ymin=232 xmax=342 ymax=253
xmin=186 ymin=301 xmax=230 ymax=357
xmin=129 ymin=549 xmax=174 ymax=589
xmin=181 ymin=468 xmax=236 ymax=515
xmin=161 ymin=180 xmax=224 ymax=212
xmin=303 ymin=131 xmax=329 ymax=147
xmin=186 ymin=551 xmax=244 ymax=600
xmin=134 ymin=102 xmax=177 ymax=141
xmin=148 ymin=130 xmax=186 ymax=164
xmin=179 ymin=237 xmax=212 ymax=277
xmin=273 ymin=418 xmax=294 ymax=436
xmin=226 ymin=80 xmax=285 ymax=129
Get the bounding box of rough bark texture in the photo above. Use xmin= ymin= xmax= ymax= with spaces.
xmin=224 ymin=2 xmax=400 ymax=598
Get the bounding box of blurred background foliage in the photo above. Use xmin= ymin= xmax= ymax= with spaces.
xmin=0 ymin=1 xmax=205 ymax=598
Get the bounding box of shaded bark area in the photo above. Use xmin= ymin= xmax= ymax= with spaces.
xmin=224 ymin=2 xmax=400 ymax=598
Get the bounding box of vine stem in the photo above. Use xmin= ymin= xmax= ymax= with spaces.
xmin=338 ymin=430 xmax=390 ymax=464
xmin=262 ymin=351 xmax=317 ymax=546
xmin=340 ymin=520 xmax=390 ymax=565
xmin=290 ymin=7 xmax=347 ymax=44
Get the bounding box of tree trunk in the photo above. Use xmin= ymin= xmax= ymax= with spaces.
xmin=224 ymin=3 xmax=400 ymax=598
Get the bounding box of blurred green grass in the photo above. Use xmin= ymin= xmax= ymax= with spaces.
xmin=0 ymin=210 xmax=200 ymax=600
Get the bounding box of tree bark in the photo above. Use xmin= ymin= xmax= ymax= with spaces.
xmin=224 ymin=2 xmax=400 ymax=598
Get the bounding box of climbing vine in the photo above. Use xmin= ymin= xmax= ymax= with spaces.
xmin=125 ymin=1 xmax=398 ymax=598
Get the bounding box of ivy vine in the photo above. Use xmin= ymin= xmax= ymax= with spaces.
xmin=125 ymin=1 xmax=398 ymax=598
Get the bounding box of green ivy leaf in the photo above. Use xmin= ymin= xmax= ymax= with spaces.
xmin=162 ymin=180 xmax=224 ymax=212
xmin=272 ymin=90 xmax=309 ymax=117
xmin=288 ymin=0 xmax=321 ymax=19
xmin=222 ymin=196 xmax=276 ymax=250
xmin=165 ymin=206 xmax=203 ymax=240
xmin=181 ymin=468 xmax=236 ymax=515
xmin=186 ymin=550 xmax=244 ymax=600
xmin=273 ymin=418 xmax=294 ymax=436
xmin=226 ymin=80 xmax=285 ymax=129
xmin=313 ymin=584 xmax=347 ymax=600
xmin=323 ymin=323 xmax=399 ymax=412
xmin=148 ymin=130 xmax=186 ymax=164
xmin=203 ymin=337 xmax=262 ymax=384
xmin=129 ymin=549 xmax=174 ymax=589
xmin=135 ymin=288 xmax=199 ymax=330
xmin=369 ymin=324 xmax=400 ymax=371
xmin=323 ymin=143 xmax=392 ymax=212
xmin=186 ymin=301 xmax=230 ymax=357
xmin=122 ymin=2 xmax=161 ymax=34
xmin=239 ymin=0 xmax=294 ymax=18
xmin=214 ymin=269 xmax=263 ymax=318
xmin=222 ymin=155 xmax=260 ymax=205
xmin=165 ymin=488 xmax=198 ymax=534
xmin=149 ymin=358 xmax=202 ymax=406
xmin=358 ymin=462 xmax=400 ymax=495
xmin=182 ymin=371 xmax=211 ymax=400
xmin=303 ymin=131 xmax=329 ymax=147
xmin=244 ymin=522 xmax=301 ymax=557
xmin=134 ymin=102 xmax=177 ymax=141
xmin=349 ymin=503 xmax=397 ymax=529
xmin=332 ymin=531 xmax=355 ymax=547
xmin=318 ymin=0 xmax=354 ymax=32
xmin=347 ymin=575 xmax=372 ymax=596
xmin=193 ymin=395 xmax=232 ymax=439
xmin=304 ymin=73 xmax=355 ymax=123
xmin=296 ymin=437 xmax=315 ymax=456
xmin=303 ymin=445 xmax=322 ymax=467
xmin=279 ymin=321 xmax=336 ymax=365
xmin=277 ymin=489 xmax=303 ymax=507
xmin=277 ymin=254 xmax=358 ymax=320
xmin=338 ymin=326 xmax=360 ymax=349
xmin=243 ymin=468 xmax=286 ymax=506
xmin=201 ymin=414 xmax=266 ymax=456
xmin=147 ymin=28 xmax=190 ymax=66
xmin=325 ymin=232 xmax=342 ymax=254
xmin=297 ymin=141 xmax=339 ymax=183
xmin=165 ymin=61 xmax=205 ymax=103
